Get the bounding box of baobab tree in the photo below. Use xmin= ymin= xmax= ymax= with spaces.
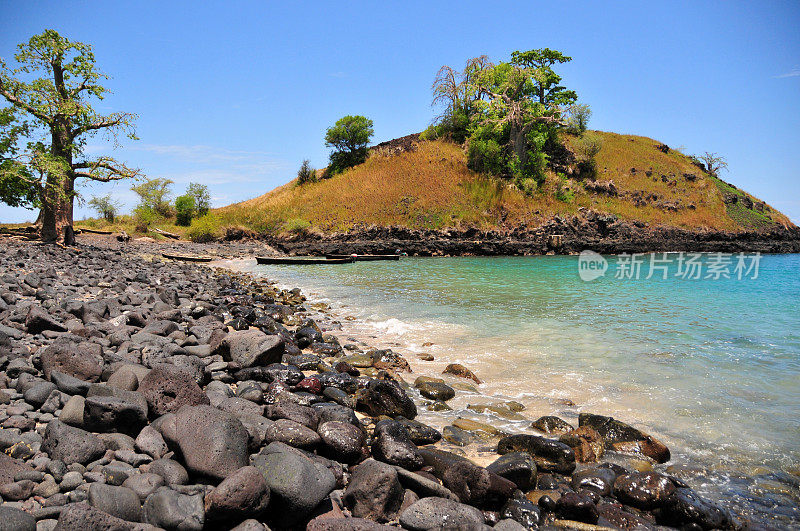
xmin=0 ymin=30 xmax=140 ymax=242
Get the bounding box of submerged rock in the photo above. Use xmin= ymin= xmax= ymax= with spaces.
xmin=579 ymin=413 xmax=670 ymax=463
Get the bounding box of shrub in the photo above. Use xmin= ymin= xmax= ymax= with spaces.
xmin=574 ymin=133 xmax=602 ymax=179
xmin=88 ymin=194 xmax=120 ymax=222
xmin=132 ymin=205 xmax=158 ymax=232
xmin=297 ymin=159 xmax=317 ymax=185
xmin=467 ymin=138 xmax=505 ymax=175
xmin=554 ymin=173 xmax=574 ymax=202
xmin=175 ymin=194 xmax=196 ymax=226
xmin=186 ymin=183 xmax=210 ymax=216
xmin=187 ymin=214 xmax=222 ymax=242
xmin=283 ymin=217 xmax=311 ymax=234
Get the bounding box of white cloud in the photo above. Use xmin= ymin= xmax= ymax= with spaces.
xmin=775 ymin=68 xmax=800 ymax=79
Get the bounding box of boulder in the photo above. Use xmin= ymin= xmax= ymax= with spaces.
xmin=138 ymin=365 xmax=209 ymax=417
xmin=83 ymin=391 xmax=148 ymax=435
xmin=442 ymin=363 xmax=481 ymax=383
xmin=147 ymin=459 xmax=189 ymax=486
xmin=612 ymin=472 xmax=676 ymax=510
xmin=654 ymin=487 xmax=732 ymax=529
xmin=356 ymin=379 xmax=417 ymax=419
xmin=497 ymin=434 xmax=576 ymax=475
xmin=41 ymin=337 xmax=104 ymax=382
xmin=579 ymin=413 xmax=670 ymax=463
xmin=571 ymin=467 xmax=617 ymax=497
xmin=218 ymin=329 xmax=284 ymax=368
xmin=343 ymin=459 xmax=404 ymax=522
xmin=318 ymin=420 xmax=365 ymax=464
xmin=25 ymin=305 xmax=67 ymax=334
xmin=555 ymin=491 xmax=599 ymax=524
xmin=88 ymin=483 xmax=143 ymax=522
xmin=371 ymin=419 xmax=423 ymax=470
xmin=264 ymin=418 xmax=321 ymax=450
xmin=172 ymin=405 xmax=249 ymax=480
xmin=41 ymin=420 xmax=105 ymax=465
xmin=205 ymin=466 xmax=270 ymax=522
xmin=53 ymin=502 xmax=137 ymax=531
xmin=398 ymin=497 xmax=485 ymax=531
xmin=486 ymin=452 xmax=538 ymax=490
xmin=143 ymin=487 xmax=205 ymax=530
xmin=251 ymin=442 xmax=336 ymax=527
xmin=0 ymin=505 xmax=36 ymax=531
xmin=531 ymin=415 xmax=573 ymax=434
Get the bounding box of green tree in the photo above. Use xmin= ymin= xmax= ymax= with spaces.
xmin=324 ymin=115 xmax=374 ymax=174
xmin=565 ymin=103 xmax=592 ymax=134
xmin=0 ymin=30 xmax=140 ymax=241
xmin=186 ymin=182 xmax=210 ymax=216
xmin=296 ymin=159 xmax=316 ymax=185
xmin=131 ymin=177 xmax=173 ymax=217
xmin=174 ymin=194 xmax=195 ymax=226
xmin=88 ymin=194 xmax=120 ymax=222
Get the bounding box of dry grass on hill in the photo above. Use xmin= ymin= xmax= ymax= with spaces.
xmin=217 ymin=132 xmax=790 ymax=234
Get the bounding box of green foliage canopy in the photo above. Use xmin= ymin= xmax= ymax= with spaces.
xmin=324 ymin=115 xmax=374 ymax=174
xmin=131 ymin=177 xmax=173 ymax=217
xmin=88 ymin=194 xmax=120 ymax=222
xmin=186 ymin=182 xmax=210 ymax=216
xmin=175 ymin=194 xmax=195 ymax=226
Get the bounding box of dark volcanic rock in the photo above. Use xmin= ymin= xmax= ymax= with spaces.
xmin=571 ymin=466 xmax=617 ymax=497
xmin=265 ymin=418 xmax=321 ymax=449
xmin=0 ymin=505 xmax=36 ymax=531
xmin=205 ymin=465 xmax=270 ymax=522
xmin=143 ymin=487 xmax=205 ymax=530
xmin=357 ymin=379 xmax=417 ymax=419
xmin=25 ymin=305 xmax=67 ymax=334
xmin=654 ymin=487 xmax=733 ymax=529
xmin=88 ymin=483 xmax=143 ymax=522
xmin=42 ymin=420 xmax=105 ymax=465
xmin=613 ymin=471 xmax=676 ymax=510
xmin=398 ymin=496 xmax=485 ymax=531
xmin=486 ymin=452 xmax=538 ymax=491
xmin=318 ymin=420 xmax=365 ymax=464
xmin=343 ymin=459 xmax=404 ymax=522
xmin=497 ymin=434 xmax=576 ymax=475
xmin=556 ymin=491 xmax=599 ymax=524
xmin=41 ymin=337 xmax=104 ymax=382
xmin=251 ymin=442 xmax=336 ymax=526
xmin=218 ymin=329 xmax=284 ymax=368
xmin=83 ymin=391 xmax=148 ymax=435
xmin=139 ymin=364 xmax=209 ymax=416
xmin=148 ymin=458 xmax=189 ymax=486
xmin=531 ymin=415 xmax=574 ymax=434
xmin=172 ymin=405 xmax=249 ymax=479
xmin=579 ymin=413 xmax=670 ymax=463
xmin=54 ymin=502 xmax=137 ymax=531
xmin=372 ymin=419 xmax=423 ymax=470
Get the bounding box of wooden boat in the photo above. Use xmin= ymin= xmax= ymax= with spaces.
xmin=325 ymin=254 xmax=400 ymax=261
xmin=162 ymin=253 xmax=214 ymax=263
xmin=256 ymin=256 xmax=354 ymax=265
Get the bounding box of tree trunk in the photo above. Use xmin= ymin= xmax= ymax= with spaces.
xmin=40 ymin=121 xmax=75 ymax=243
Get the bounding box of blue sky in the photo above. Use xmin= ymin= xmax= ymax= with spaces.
xmin=1 ymin=1 xmax=798 ymax=223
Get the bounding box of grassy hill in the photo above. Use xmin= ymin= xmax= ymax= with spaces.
xmin=215 ymin=131 xmax=791 ymax=235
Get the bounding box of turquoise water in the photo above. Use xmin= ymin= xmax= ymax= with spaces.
xmin=235 ymin=253 xmax=800 ymax=526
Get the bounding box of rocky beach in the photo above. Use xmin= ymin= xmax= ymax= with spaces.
xmin=0 ymin=234 xmax=770 ymax=530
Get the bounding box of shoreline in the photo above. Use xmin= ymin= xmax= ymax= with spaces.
xmin=0 ymin=234 xmax=794 ymax=529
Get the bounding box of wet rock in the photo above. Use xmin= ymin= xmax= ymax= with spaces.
xmin=88 ymin=483 xmax=143 ymax=522
xmin=318 ymin=420 xmax=365 ymax=464
xmin=414 ymin=377 xmax=455 ymax=401
xmin=556 ymin=491 xmax=599 ymax=524
xmin=571 ymin=467 xmax=617 ymax=497
xmin=343 ymin=459 xmax=404 ymax=522
xmin=501 ymin=494 xmax=541 ymax=528
xmin=398 ymin=496 xmax=485 ymax=531
xmin=654 ymin=487 xmax=732 ymax=529
xmin=172 ymin=405 xmax=249 ymax=479
xmin=419 ymin=448 xmax=515 ymax=507
xmin=497 ymin=434 xmax=576 ymax=475
xmin=531 ymin=415 xmax=573 ymax=434
xmin=597 ymin=503 xmax=654 ymax=529
xmin=251 ymin=442 xmax=336 ymax=526
xmin=143 ymin=487 xmax=205 ymax=530
xmin=442 ymin=363 xmax=481 ymax=384
xmin=579 ymin=413 xmax=670 ymax=463
xmin=356 ymin=379 xmax=417 ymax=419
xmin=466 ymin=403 xmax=525 ymax=421
xmin=0 ymin=505 xmax=36 ymax=531
xmin=486 ymin=452 xmax=538 ymax=490
xmin=394 ymin=417 xmax=441 ymax=445
xmin=613 ymin=471 xmax=676 ymax=510
xmin=218 ymin=329 xmax=284 ymax=368
xmin=451 ymin=418 xmax=506 ymax=438
xmin=205 ymin=466 xmax=270 ymax=522
xmin=41 ymin=337 xmax=103 ymax=382
xmin=560 ymin=426 xmax=605 ymax=462
xmin=372 ymin=419 xmax=423 ymax=470
xmin=42 ymin=420 xmax=105 ymax=465
xmin=442 ymin=425 xmax=474 ymax=446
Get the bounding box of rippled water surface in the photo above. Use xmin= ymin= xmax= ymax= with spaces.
xmin=232 ymin=253 xmax=800 ymax=526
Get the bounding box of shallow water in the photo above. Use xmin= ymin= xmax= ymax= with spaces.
xmin=231 ymin=253 xmax=800 ymax=526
